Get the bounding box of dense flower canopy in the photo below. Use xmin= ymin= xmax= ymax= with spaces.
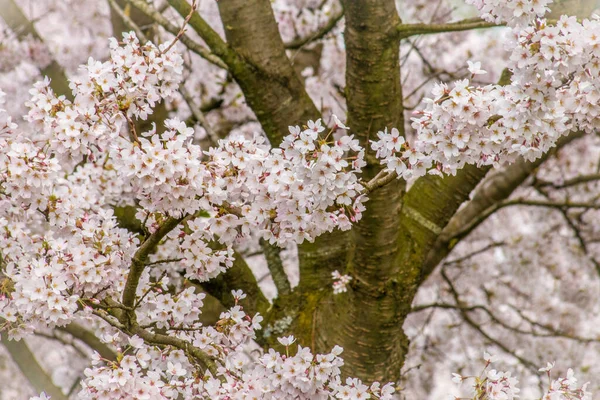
xmin=0 ymin=0 xmax=599 ymax=399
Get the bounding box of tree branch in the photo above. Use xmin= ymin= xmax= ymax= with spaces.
xmin=534 ymin=173 xmax=600 ymax=189
xmin=397 ymin=17 xmax=503 ymax=39
xmin=421 ymin=132 xmax=585 ymax=282
xmin=57 ymin=323 xmax=118 ymax=361
xmin=1 ymin=336 xmax=68 ymax=400
xmin=129 ymin=323 xmax=218 ymax=375
xmin=122 ymin=216 xmax=186 ymax=311
xmin=361 ymin=170 xmax=398 ymax=193
xmin=170 ymin=0 xmax=321 ymax=144
xmin=259 ymin=238 xmax=291 ymax=296
xmin=166 ymin=0 xmax=245 ymax=72
xmin=440 ymin=268 xmax=539 ymax=372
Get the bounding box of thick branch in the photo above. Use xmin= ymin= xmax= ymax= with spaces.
xmin=169 ymin=0 xmax=320 ymax=144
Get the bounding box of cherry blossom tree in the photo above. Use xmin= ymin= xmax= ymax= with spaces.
xmin=0 ymin=0 xmax=599 ymax=399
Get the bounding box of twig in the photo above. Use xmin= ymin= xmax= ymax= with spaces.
xmin=179 ymin=85 xmax=220 ymax=146
xmin=534 ymin=173 xmax=600 ymax=190
xmin=362 ymin=170 xmax=398 ymax=193
xmin=443 ymin=241 xmax=505 ymax=266
xmin=161 ymin=0 xmax=196 ymax=55
xmin=440 ymin=268 xmax=539 ymax=372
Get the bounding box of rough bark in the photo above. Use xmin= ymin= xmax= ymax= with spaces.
xmin=307 ymin=0 xmax=406 ymax=382
xmin=547 ymin=0 xmax=600 ymax=18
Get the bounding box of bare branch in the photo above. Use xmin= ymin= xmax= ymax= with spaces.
xmin=122 ymin=216 xmax=187 ymax=311
xmin=535 ymin=173 xmax=600 ymax=189
xmin=397 ymin=17 xmax=503 ymax=39
xmin=285 ymin=7 xmax=344 ymax=50
xmin=440 ymin=268 xmax=539 ymax=372
xmin=161 ymin=0 xmax=196 ymax=55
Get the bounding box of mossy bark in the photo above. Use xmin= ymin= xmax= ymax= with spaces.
xmin=305 ymin=0 xmax=408 ymax=382
xmin=547 ymin=0 xmax=600 ymax=19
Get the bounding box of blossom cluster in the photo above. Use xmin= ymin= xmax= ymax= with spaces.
xmin=371 ymin=127 xmax=431 ymax=180
xmin=2 ymin=0 xmax=600 ymax=395
xmin=202 ymin=119 xmax=367 ymax=245
xmin=451 ymin=354 xmax=591 ymax=400
xmin=26 ymin=31 xmax=184 ymax=168
xmin=465 ymin=0 xmax=553 ymax=27
xmin=0 ymin=209 xmax=136 ymax=337
xmin=331 ymin=270 xmax=352 ymax=294
xmin=0 ymin=32 xmax=185 ymax=338
xmin=111 ymin=118 xmax=205 ymax=216
xmin=373 ymin=14 xmax=600 ymax=179
xmin=71 ymin=293 xmax=394 ymax=400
